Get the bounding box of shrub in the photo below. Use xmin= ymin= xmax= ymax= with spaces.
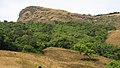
xmin=73 ymin=43 xmax=95 ymax=59
xmin=22 ymin=45 xmax=38 ymax=53
xmin=92 ymin=43 xmax=120 ymax=60
xmin=106 ymin=60 xmax=120 ymax=68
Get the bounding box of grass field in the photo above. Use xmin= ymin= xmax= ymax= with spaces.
xmin=0 ymin=47 xmax=110 ymax=68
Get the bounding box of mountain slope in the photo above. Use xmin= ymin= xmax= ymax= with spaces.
xmin=0 ymin=47 xmax=110 ymax=68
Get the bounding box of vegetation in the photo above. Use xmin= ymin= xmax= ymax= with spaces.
xmin=0 ymin=20 xmax=120 ymax=61
xmin=106 ymin=60 xmax=120 ymax=68
xmin=1 ymin=6 xmax=120 ymax=67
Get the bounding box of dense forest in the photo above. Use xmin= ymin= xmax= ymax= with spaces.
xmin=0 ymin=20 xmax=120 ymax=67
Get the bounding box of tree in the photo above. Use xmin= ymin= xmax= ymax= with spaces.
xmin=73 ymin=43 xmax=95 ymax=59
xmin=4 ymin=20 xmax=8 ymax=22
xmin=0 ymin=34 xmax=5 ymax=49
xmin=49 ymin=34 xmax=73 ymax=49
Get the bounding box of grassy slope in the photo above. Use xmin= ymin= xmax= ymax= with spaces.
xmin=96 ymin=13 xmax=120 ymax=29
xmin=106 ymin=30 xmax=120 ymax=47
xmin=0 ymin=47 xmax=110 ymax=68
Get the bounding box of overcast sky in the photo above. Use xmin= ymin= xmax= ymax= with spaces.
xmin=0 ymin=0 xmax=120 ymax=21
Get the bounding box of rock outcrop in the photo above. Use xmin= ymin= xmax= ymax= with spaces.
xmin=17 ymin=6 xmax=92 ymax=23
xmin=17 ymin=6 xmax=120 ymax=23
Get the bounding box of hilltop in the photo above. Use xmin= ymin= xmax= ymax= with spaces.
xmin=17 ymin=6 xmax=95 ymax=23
xmin=17 ymin=6 xmax=120 ymax=25
xmin=94 ymin=12 xmax=120 ymax=29
xmin=0 ymin=47 xmax=110 ymax=68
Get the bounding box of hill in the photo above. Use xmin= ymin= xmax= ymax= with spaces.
xmin=94 ymin=12 xmax=120 ymax=29
xmin=17 ymin=6 xmax=95 ymax=23
xmin=17 ymin=6 xmax=120 ymax=25
xmin=0 ymin=47 xmax=110 ymax=68
xmin=1 ymin=6 xmax=120 ymax=68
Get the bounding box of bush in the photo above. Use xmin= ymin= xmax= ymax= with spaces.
xmin=48 ymin=34 xmax=74 ymax=49
xmin=73 ymin=43 xmax=95 ymax=59
xmin=22 ymin=45 xmax=38 ymax=53
xmin=106 ymin=60 xmax=120 ymax=68
xmin=92 ymin=43 xmax=120 ymax=60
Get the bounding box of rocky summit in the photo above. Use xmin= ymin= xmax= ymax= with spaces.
xmin=17 ymin=6 xmax=93 ymax=23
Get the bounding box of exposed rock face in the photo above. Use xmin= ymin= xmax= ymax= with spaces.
xmin=17 ymin=6 xmax=91 ymax=23
xmin=17 ymin=6 xmax=120 ymax=23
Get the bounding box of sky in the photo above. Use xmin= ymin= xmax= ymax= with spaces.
xmin=0 ymin=0 xmax=120 ymax=22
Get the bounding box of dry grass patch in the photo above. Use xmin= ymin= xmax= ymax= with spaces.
xmin=0 ymin=47 xmax=110 ymax=68
xmin=43 ymin=47 xmax=110 ymax=68
xmin=106 ymin=30 xmax=120 ymax=47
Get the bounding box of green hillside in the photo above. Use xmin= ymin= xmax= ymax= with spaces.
xmin=0 ymin=6 xmax=120 ymax=68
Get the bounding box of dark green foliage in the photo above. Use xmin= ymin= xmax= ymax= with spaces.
xmin=0 ymin=20 xmax=119 ymax=60
xmin=106 ymin=60 xmax=120 ymax=68
xmin=92 ymin=43 xmax=120 ymax=60
xmin=113 ymin=49 xmax=120 ymax=60
xmin=22 ymin=45 xmax=37 ymax=53
xmin=108 ymin=12 xmax=120 ymax=14
xmin=101 ymin=24 xmax=116 ymax=30
xmin=3 ymin=20 xmax=8 ymax=22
